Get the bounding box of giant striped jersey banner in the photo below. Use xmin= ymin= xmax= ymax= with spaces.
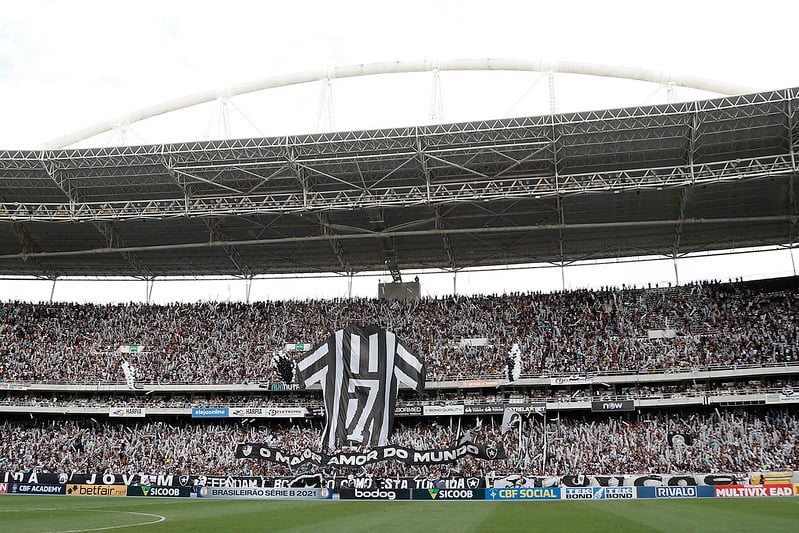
xmin=296 ymin=325 xmax=425 ymax=448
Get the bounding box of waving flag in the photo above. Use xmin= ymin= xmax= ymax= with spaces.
xmin=296 ymin=325 xmax=425 ymax=448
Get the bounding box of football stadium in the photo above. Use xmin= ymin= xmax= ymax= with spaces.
xmin=1 ymin=4 xmax=798 ymax=532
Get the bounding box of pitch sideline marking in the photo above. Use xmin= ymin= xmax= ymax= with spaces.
xmin=49 ymin=510 xmax=167 ymax=533
xmin=0 ymin=508 xmax=166 ymax=532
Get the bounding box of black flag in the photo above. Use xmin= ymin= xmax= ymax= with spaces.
xmin=667 ymin=432 xmax=694 ymax=447
xmin=273 ymin=352 xmax=295 ymax=383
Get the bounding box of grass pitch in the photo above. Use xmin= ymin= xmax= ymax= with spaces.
xmin=0 ymin=495 xmax=796 ymax=532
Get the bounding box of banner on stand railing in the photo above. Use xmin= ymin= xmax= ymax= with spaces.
xmin=235 ymin=442 xmax=506 ymax=466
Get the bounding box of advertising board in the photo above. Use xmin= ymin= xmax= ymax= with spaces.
xmin=229 ymin=407 xmax=306 ymax=418
xmin=8 ymin=483 xmax=65 ymax=495
xmin=109 ymin=407 xmax=146 ymax=418
xmin=590 ymin=400 xmax=634 ymax=412
xmin=486 ymin=488 xmax=560 ymax=500
xmin=126 ymin=485 xmax=192 ymax=497
xmin=197 ymin=486 xmax=331 ymax=500
xmin=422 ymin=405 xmax=464 ymax=416
xmin=713 ymin=485 xmax=793 ymax=498
xmin=637 ymin=486 xmax=715 ymax=498
xmin=339 ymin=488 xmax=411 ymax=500
xmin=412 ymin=488 xmax=484 ymax=500
xmin=191 ymin=407 xmax=229 ymax=418
xmin=562 ymin=487 xmax=636 ymax=500
xmin=66 ymin=484 xmax=127 ymax=497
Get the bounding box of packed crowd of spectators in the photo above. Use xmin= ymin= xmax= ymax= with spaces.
xmin=1 ymin=408 xmax=796 ymax=478
xmin=0 ymin=279 xmax=797 ymax=384
xmin=0 ymin=393 xmax=314 ymax=409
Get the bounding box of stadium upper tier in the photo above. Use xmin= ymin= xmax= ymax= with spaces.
xmin=0 ymin=278 xmax=796 ymax=385
xmin=0 ymin=88 xmax=797 ymax=277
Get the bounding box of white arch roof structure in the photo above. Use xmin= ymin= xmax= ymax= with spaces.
xmin=42 ymin=58 xmax=756 ymax=149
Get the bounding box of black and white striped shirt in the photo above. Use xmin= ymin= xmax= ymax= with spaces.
xmin=296 ymin=325 xmax=425 ymax=448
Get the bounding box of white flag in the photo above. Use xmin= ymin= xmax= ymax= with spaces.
xmin=507 ymin=343 xmax=522 ymax=382
xmin=121 ymin=360 xmax=137 ymax=390
xmin=500 ymin=408 xmax=522 ymax=435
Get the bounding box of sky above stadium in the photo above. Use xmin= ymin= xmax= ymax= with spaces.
xmin=1 ymin=0 xmax=798 ymax=302
xmin=1 ymin=0 xmax=797 ymax=148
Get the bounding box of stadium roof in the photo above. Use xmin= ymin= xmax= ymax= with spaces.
xmin=0 ymin=87 xmax=796 ymax=279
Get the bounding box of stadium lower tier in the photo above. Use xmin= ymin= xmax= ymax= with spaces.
xmin=1 ymin=406 xmax=795 ymax=478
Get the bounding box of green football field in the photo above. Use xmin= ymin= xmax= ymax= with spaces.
xmin=0 ymin=495 xmax=796 ymax=532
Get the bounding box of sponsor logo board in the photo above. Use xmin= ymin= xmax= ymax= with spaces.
xmin=714 ymin=485 xmax=794 ymax=498
xmin=564 ymin=487 xmax=601 ymax=500
xmin=108 ymin=407 xmax=145 ymax=418
xmin=604 ymin=487 xmax=636 ymax=499
xmin=487 ymin=488 xmax=560 ymax=500
xmin=464 ymin=404 xmax=506 ymax=415
xmin=412 ymin=488 xmax=484 ymax=500
xmin=633 ymin=486 xmax=701 ymax=499
xmin=66 ymin=484 xmax=127 ymax=497
xmin=637 ymin=486 xmax=715 ymax=498
xmin=264 ymin=382 xmax=299 ymax=391
xmin=339 ymin=488 xmax=411 ymax=500
xmin=6 ymin=483 xmax=66 ymax=495
xmin=422 ymin=404 xmax=464 ymax=416
xmin=191 ymin=407 xmax=229 ymax=418
xmin=126 ymin=485 xmax=191 ymax=497
xmin=0 ymin=483 xmax=7 ymax=494
xmin=263 ymin=407 xmax=306 ymax=418
xmin=590 ymin=400 xmax=635 ymax=412
xmin=505 ymin=403 xmax=546 ymax=415
xmin=655 ymin=486 xmax=697 ymax=498
xmin=229 ymin=407 xmax=306 ymax=418
xmin=550 ymin=375 xmax=590 ymax=386
xmin=229 ymin=407 xmax=264 ymax=418
xmin=394 ymin=405 xmax=423 ymax=416
xmin=562 ymin=487 xmax=635 ymax=500
xmin=197 ymin=486 xmax=331 ymax=499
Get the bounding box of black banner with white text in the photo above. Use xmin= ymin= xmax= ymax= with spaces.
xmin=235 ymin=442 xmax=506 ymax=466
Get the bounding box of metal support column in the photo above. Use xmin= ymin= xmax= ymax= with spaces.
xmin=49 ymin=277 xmax=57 ymax=303
xmin=145 ymin=277 xmax=155 ymax=304
xmin=315 ymin=76 xmax=335 ymax=132
xmin=672 ymin=103 xmax=699 ymax=286
xmin=245 ymin=276 xmax=253 ymax=304
xmin=787 ymin=89 xmax=798 ymax=275
xmin=429 ymin=67 xmax=443 ymax=123
xmin=549 ymin=75 xmax=565 ymax=290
